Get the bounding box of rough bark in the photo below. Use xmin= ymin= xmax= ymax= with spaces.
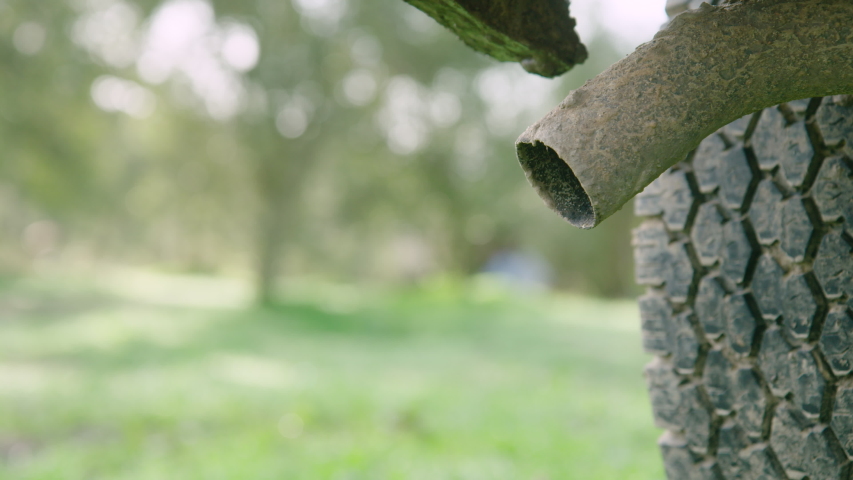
xmin=254 ymin=166 xmax=288 ymax=306
xmin=402 ymin=0 xmax=586 ymax=77
xmin=255 ymin=192 xmax=286 ymax=305
xmin=516 ymin=0 xmax=853 ymax=229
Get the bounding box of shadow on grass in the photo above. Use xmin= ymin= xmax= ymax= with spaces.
xmin=0 ymin=277 xmax=121 ymax=325
xmin=256 ymin=301 xmax=411 ymax=336
xmin=253 ymin=295 xmax=521 ymax=337
xmin=0 ymin=276 xmax=646 ymax=384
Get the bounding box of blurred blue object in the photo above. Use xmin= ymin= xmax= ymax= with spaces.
xmin=482 ymin=249 xmax=553 ymax=291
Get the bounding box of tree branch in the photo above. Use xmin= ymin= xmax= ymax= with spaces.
xmin=402 ymin=0 xmax=586 ymax=77
xmin=517 ymin=0 xmax=853 ymax=228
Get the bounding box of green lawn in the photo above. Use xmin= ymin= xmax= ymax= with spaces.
xmin=0 ymin=272 xmax=664 ymax=480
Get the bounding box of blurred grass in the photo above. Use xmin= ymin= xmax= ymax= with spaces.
xmin=0 ymin=272 xmax=663 ymax=480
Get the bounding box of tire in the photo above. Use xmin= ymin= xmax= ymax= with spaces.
xmin=633 ymin=94 xmax=853 ymax=480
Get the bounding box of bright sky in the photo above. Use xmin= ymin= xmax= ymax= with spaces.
xmin=571 ymin=0 xmax=669 ymax=53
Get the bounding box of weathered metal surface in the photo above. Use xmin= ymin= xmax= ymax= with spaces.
xmin=516 ymin=0 xmax=853 ymax=228
xmin=402 ymin=0 xmax=586 ymax=77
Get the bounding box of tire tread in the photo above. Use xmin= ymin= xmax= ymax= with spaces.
xmin=635 ymin=96 xmax=853 ymax=479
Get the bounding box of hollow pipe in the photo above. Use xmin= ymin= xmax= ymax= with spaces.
xmin=516 ymin=0 xmax=853 ymax=229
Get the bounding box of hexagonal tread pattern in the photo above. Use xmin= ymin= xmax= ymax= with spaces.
xmin=717 ymin=423 xmax=788 ymax=480
xmin=813 ymin=156 xmax=853 ymax=227
xmin=814 ymin=229 xmax=853 ymax=302
xmin=752 ymin=255 xmax=783 ymax=321
xmin=635 ymin=169 xmax=696 ymax=231
xmin=692 ymin=202 xmax=725 ymax=267
xmin=751 ymin=105 xmax=814 ymax=186
xmin=635 ymin=97 xmax=853 ymax=479
xmin=832 ymin=385 xmax=853 ymax=458
xmin=820 ymin=308 xmax=853 ymax=376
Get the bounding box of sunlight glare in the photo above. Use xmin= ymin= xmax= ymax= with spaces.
xmin=571 ymin=0 xmax=667 ymax=52
xmin=13 ymin=22 xmax=46 ymax=55
xmin=341 ymin=69 xmax=377 ymax=106
xmin=220 ymin=22 xmax=260 ymax=72
xmin=91 ymin=75 xmax=157 ymax=118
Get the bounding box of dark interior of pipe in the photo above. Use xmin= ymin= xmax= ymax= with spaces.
xmin=516 ymin=141 xmax=595 ymax=229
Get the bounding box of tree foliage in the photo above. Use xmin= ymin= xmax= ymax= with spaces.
xmin=0 ymin=0 xmax=638 ymax=296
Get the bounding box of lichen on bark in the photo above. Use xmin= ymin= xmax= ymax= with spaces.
xmin=402 ymin=0 xmax=586 ymax=77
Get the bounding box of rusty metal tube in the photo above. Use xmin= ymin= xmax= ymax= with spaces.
xmin=516 ymin=0 xmax=853 ymax=229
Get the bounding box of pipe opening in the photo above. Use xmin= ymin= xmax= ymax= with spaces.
xmin=516 ymin=141 xmax=595 ymax=229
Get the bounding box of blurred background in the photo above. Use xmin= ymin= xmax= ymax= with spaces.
xmin=0 ymin=0 xmax=670 ymax=478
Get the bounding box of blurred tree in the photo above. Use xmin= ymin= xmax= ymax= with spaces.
xmin=0 ymin=0 xmax=638 ymax=297
xmin=0 ymin=3 xmax=105 ymax=227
